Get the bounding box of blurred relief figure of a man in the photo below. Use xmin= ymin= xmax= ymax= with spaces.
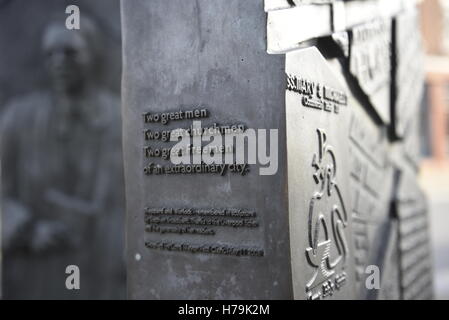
xmin=0 ymin=16 xmax=125 ymax=299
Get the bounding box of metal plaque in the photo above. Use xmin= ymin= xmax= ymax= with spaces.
xmin=349 ymin=19 xmax=392 ymax=124
xmin=265 ymin=0 xmax=337 ymax=12
xmin=396 ymin=169 xmax=433 ymax=300
xmin=286 ymin=47 xmax=356 ymax=300
xmin=121 ymin=0 xmax=432 ymax=301
xmin=393 ymin=9 xmax=425 ymax=138
xmin=347 ymin=94 xmax=395 ymax=298
xmin=402 ymin=113 xmax=423 ymax=171
xmin=377 ymin=220 xmax=401 ymax=300
xmin=267 ymin=0 xmax=408 ymax=53
xmin=122 ymin=0 xmax=293 ymax=299
xmin=328 ymin=57 xmax=396 ymax=299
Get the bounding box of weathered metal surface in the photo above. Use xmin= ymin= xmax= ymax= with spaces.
xmin=392 ymin=8 xmax=425 ymax=138
xmin=285 ymin=47 xmax=355 ymax=299
xmin=377 ymin=220 xmax=401 ymax=300
xmin=267 ymin=0 xmax=413 ymax=53
xmin=122 ymin=0 xmax=292 ymax=299
xmin=349 ymin=19 xmax=392 ymax=124
xmin=265 ymin=0 xmax=336 ymax=12
xmin=122 ymin=0 xmax=432 ymax=300
xmin=267 ymin=5 xmax=332 ymax=53
xmin=396 ymin=170 xmax=433 ymax=300
xmin=324 ymin=57 xmax=396 ymax=299
xmin=347 ymin=94 xmax=395 ymax=298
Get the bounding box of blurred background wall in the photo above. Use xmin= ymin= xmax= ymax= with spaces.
xmin=420 ymin=0 xmax=449 ymax=300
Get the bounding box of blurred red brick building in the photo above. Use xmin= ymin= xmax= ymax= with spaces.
xmin=421 ymin=0 xmax=449 ymax=161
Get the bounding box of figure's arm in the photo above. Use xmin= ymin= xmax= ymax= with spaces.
xmin=43 ymin=132 xmax=113 ymax=216
xmin=0 ymin=105 xmax=33 ymax=250
xmin=1 ymin=103 xmax=71 ymax=252
xmin=44 ymin=185 xmax=105 ymax=216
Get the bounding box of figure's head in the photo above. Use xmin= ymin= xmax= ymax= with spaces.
xmin=42 ymin=16 xmax=100 ymax=94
